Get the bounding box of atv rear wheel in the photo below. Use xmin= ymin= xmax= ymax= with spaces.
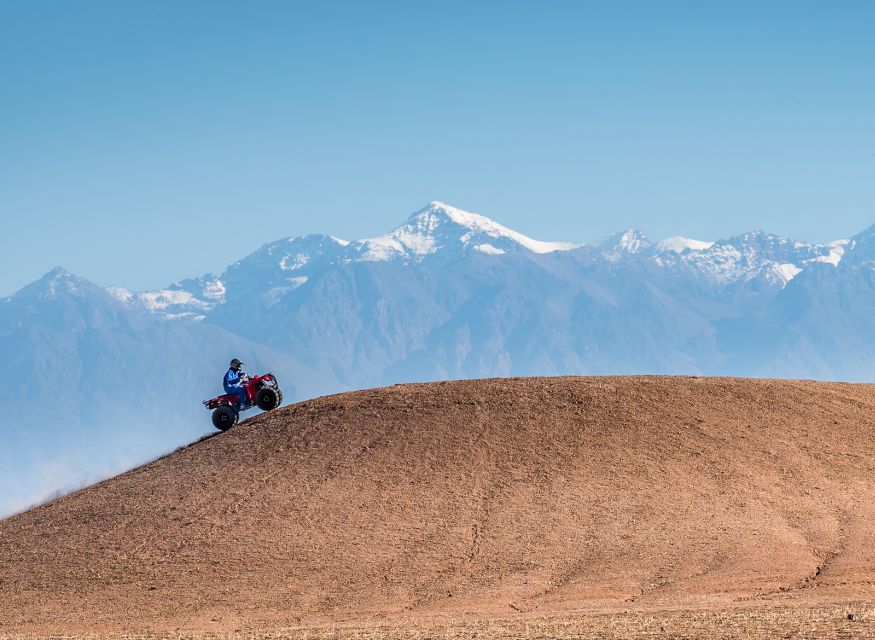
xmin=212 ymin=405 xmax=238 ymax=431
xmin=256 ymin=386 xmax=281 ymax=411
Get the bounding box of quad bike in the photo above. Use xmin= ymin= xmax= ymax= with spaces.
xmin=203 ymin=373 xmax=283 ymax=431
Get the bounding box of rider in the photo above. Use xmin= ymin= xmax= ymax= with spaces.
xmin=223 ymin=358 xmax=250 ymax=409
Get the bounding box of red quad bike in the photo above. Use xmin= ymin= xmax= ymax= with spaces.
xmin=203 ymin=373 xmax=283 ymax=431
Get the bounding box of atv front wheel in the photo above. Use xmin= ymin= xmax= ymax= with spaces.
xmin=212 ymin=405 xmax=238 ymax=431
xmin=256 ymin=386 xmax=281 ymax=411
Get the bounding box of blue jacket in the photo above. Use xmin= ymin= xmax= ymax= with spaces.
xmin=223 ymin=368 xmax=245 ymax=393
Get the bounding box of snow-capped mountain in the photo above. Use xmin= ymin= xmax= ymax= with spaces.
xmin=650 ymin=230 xmax=850 ymax=295
xmin=1 ymin=201 xmax=870 ymax=516
xmin=655 ymin=237 xmax=715 ymax=254
xmin=598 ymin=229 xmax=653 ymax=259
xmin=350 ymin=201 xmax=580 ymax=261
xmin=120 ymin=202 xmax=848 ymax=319
xmin=230 ymin=201 xmax=580 ymax=271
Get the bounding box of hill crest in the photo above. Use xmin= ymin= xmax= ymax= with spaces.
xmin=2 ymin=376 xmax=875 ymax=635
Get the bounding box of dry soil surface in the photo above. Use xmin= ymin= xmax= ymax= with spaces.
xmin=3 ymin=376 xmax=875 ymax=638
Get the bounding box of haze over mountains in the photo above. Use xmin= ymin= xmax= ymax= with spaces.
xmin=3 ymin=201 xmax=875 ymax=515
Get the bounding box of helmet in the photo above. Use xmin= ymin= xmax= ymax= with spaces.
xmin=230 ymin=358 xmax=244 ymax=370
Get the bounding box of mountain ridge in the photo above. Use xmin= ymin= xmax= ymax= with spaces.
xmin=9 ymin=203 xmax=853 ymax=312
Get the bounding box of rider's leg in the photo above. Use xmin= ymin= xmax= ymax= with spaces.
xmin=234 ymin=386 xmax=248 ymax=407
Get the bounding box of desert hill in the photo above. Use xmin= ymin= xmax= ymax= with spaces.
xmin=2 ymin=376 xmax=875 ymax=637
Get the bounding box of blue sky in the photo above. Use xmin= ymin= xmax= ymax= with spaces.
xmin=2 ymin=1 xmax=874 ymax=296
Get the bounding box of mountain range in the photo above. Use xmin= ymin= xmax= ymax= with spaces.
xmin=3 ymin=201 xmax=874 ymax=515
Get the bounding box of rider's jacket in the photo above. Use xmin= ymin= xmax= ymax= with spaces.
xmin=223 ymin=367 xmax=245 ymax=393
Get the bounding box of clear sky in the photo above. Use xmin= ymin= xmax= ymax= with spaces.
xmin=2 ymin=1 xmax=874 ymax=296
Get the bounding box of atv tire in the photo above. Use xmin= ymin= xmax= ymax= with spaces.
xmin=256 ymin=386 xmax=281 ymax=411
xmin=212 ymin=405 xmax=238 ymax=431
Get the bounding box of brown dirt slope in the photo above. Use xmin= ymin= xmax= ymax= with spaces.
xmin=2 ymin=376 xmax=875 ymax=636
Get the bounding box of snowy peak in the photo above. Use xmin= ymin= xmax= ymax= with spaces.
xmin=224 ymin=234 xmax=348 ymax=283
xmin=168 ymin=274 xmax=226 ymax=304
xmin=36 ymin=267 xmax=82 ymax=293
xmin=0 ymin=268 xmax=134 ymax=332
xmin=269 ymin=234 xmax=350 ymax=272
xmin=208 ymin=202 xmax=581 ymax=274
xmin=662 ymin=230 xmax=853 ymax=288
xmin=720 ymin=231 xmax=849 ymax=272
xmin=211 ymin=233 xmax=355 ymax=310
xmin=355 ymin=201 xmax=580 ymax=261
xmin=108 ymin=286 xmax=213 ymax=320
xmin=656 ymin=236 xmax=715 ymax=254
xmin=723 ymin=231 xmax=799 ymax=254
xmin=13 ymin=267 xmax=108 ymax=303
xmin=104 ymin=272 xmax=228 ymax=322
xmin=598 ymin=229 xmax=652 ymax=259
